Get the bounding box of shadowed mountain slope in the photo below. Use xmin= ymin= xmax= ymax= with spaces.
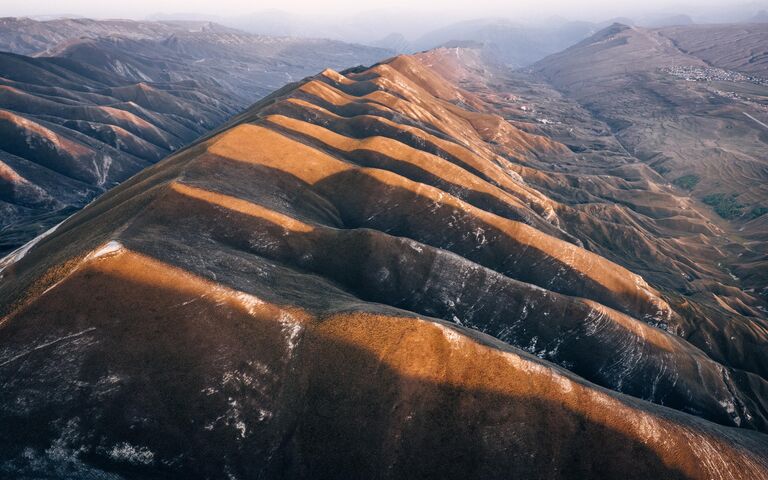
xmin=534 ymin=23 xmax=768 ymax=311
xmin=0 ymin=49 xmax=767 ymax=478
xmin=0 ymin=51 xmax=240 ymax=254
xmin=0 ymin=18 xmax=391 ymax=255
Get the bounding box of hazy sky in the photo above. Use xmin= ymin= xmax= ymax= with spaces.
xmin=2 ymin=0 xmax=764 ymax=21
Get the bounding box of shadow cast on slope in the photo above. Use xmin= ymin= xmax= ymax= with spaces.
xmin=263 ymin=116 xmax=567 ymax=238
xmin=124 ymin=178 xmax=768 ymax=433
xmin=0 ymin=250 xmax=713 ymax=480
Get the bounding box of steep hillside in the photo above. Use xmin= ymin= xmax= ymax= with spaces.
xmin=0 ymin=49 xmax=767 ymax=478
xmin=534 ymin=23 xmax=768 ymax=303
xmin=0 ymin=18 xmax=391 ymax=254
xmin=658 ymin=24 xmax=768 ymax=76
xmin=0 ymin=51 xmax=239 ymax=254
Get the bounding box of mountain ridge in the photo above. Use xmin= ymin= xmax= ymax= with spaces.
xmin=0 ymin=17 xmax=391 ymax=255
xmin=1 ymin=47 xmax=767 ymax=478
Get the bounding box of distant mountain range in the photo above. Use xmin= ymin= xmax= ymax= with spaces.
xmin=146 ymin=6 xmax=768 ymax=60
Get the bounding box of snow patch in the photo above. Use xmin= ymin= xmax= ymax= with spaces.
xmin=86 ymin=241 xmax=123 ymax=260
xmin=436 ymin=323 xmax=464 ymax=346
xmin=108 ymin=443 xmax=154 ymax=465
xmin=233 ymin=292 xmax=265 ymax=315
xmin=407 ymin=240 xmax=424 ymax=253
xmin=719 ymin=400 xmax=741 ymax=426
xmin=0 ymin=327 xmax=96 ymax=368
xmin=278 ymin=311 xmax=303 ymax=357
xmin=233 ymin=419 xmax=247 ymax=438
xmin=0 ymin=221 xmax=63 ymax=274
xmin=92 ymin=154 xmax=112 ymax=188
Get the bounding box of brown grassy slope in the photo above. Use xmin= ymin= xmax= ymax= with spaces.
xmin=1 ymin=50 xmax=767 ymax=478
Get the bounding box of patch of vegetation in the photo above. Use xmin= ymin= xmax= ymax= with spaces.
xmin=672 ymin=174 xmax=700 ymax=190
xmin=702 ymin=193 xmax=744 ymax=219
xmin=749 ymin=206 xmax=768 ymax=219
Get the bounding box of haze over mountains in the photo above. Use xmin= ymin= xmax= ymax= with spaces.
xmin=143 ymin=3 xmax=768 ymax=43
xmin=0 ymin=6 xmax=767 ymax=479
xmin=142 ymin=5 xmax=768 ymax=69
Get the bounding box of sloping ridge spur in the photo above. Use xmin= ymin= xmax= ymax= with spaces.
xmin=0 ymin=52 xmax=767 ymax=479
